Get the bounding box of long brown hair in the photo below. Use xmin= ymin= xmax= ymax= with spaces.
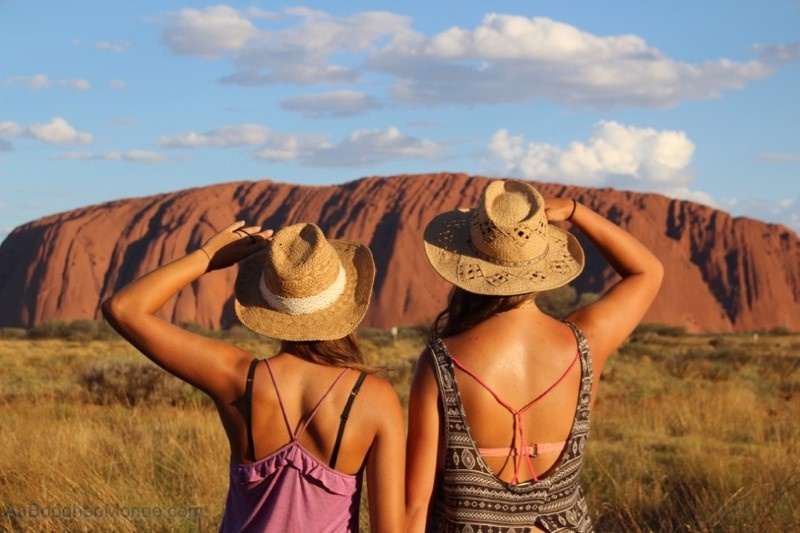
xmin=430 ymin=287 xmax=533 ymax=339
xmin=282 ymin=333 xmax=373 ymax=373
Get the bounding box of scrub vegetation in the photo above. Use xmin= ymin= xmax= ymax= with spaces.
xmin=0 ymin=320 xmax=798 ymax=532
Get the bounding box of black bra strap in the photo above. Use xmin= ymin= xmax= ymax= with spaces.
xmin=329 ymin=371 xmax=367 ymax=469
xmin=244 ymin=358 xmax=259 ymax=462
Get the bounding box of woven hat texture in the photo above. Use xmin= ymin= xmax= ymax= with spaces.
xmin=235 ymin=223 xmax=374 ymax=341
xmin=423 ymin=180 xmax=584 ymax=295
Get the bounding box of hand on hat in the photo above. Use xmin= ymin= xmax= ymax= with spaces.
xmin=199 ymin=221 xmax=273 ymax=272
xmin=544 ymin=197 xmax=579 ymax=223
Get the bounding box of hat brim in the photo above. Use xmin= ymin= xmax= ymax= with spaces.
xmin=234 ymin=241 xmax=375 ymax=341
xmin=423 ymin=208 xmax=585 ymax=295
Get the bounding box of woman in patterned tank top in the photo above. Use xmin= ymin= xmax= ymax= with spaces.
xmin=406 ymin=180 xmax=663 ymax=532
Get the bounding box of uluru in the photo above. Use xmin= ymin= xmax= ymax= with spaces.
xmin=0 ymin=174 xmax=797 ymax=333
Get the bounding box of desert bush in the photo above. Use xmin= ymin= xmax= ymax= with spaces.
xmin=80 ymin=359 xmax=204 ymax=407
xmin=633 ymin=323 xmax=687 ymax=339
xmin=0 ymin=327 xmax=27 ymax=339
xmin=29 ymin=319 xmax=72 ymax=339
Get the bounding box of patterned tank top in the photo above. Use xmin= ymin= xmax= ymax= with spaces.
xmin=428 ymin=320 xmax=594 ymax=532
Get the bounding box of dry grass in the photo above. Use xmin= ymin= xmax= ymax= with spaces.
xmin=0 ymin=328 xmax=798 ymax=531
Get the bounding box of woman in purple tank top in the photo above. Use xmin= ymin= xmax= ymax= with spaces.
xmin=405 ymin=180 xmax=663 ymax=532
xmin=103 ymin=222 xmax=405 ymax=532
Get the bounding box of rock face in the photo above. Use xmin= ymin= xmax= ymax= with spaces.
xmin=0 ymin=174 xmax=798 ymax=333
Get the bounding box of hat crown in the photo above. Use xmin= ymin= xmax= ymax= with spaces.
xmin=263 ymin=224 xmax=341 ymax=298
xmin=470 ymin=180 xmax=549 ymax=264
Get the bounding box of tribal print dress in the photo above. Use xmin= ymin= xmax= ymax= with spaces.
xmin=427 ymin=320 xmax=594 ymax=533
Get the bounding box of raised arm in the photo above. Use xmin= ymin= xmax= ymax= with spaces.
xmin=405 ymin=349 xmax=442 ymax=532
xmin=101 ymin=221 xmax=272 ymax=402
xmin=545 ymin=198 xmax=664 ymax=371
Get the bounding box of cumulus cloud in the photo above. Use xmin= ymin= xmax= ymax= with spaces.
xmin=157 ymin=122 xmax=441 ymax=167
xmin=28 ymin=118 xmax=93 ymax=144
xmin=3 ymin=74 xmax=51 ymax=90
xmin=158 ymin=8 xmax=772 ymax=108
xmin=109 ymin=79 xmax=128 ymax=89
xmin=58 ymin=78 xmax=91 ymax=90
xmin=0 ymin=117 xmax=93 ymax=145
xmin=158 ymin=124 xmax=274 ymax=147
xmin=488 ymin=121 xmax=695 ymax=189
xmin=161 ymin=5 xmax=409 ymax=85
xmin=299 ymin=126 xmax=443 ymax=167
xmin=280 ymin=91 xmax=381 ymax=117
xmin=367 ymin=14 xmax=772 ymax=108
xmin=161 ymin=5 xmax=260 ymax=59
xmin=754 ymin=40 xmax=800 ymax=64
xmin=55 ymin=150 xmax=167 ymax=164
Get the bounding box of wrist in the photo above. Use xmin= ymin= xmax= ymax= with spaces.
xmin=566 ymin=199 xmax=578 ymax=221
xmin=196 ymin=248 xmax=213 ymax=272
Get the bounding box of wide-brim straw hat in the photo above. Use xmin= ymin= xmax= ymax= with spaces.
xmin=234 ymin=223 xmax=375 ymax=341
xmin=423 ymin=180 xmax=585 ymax=295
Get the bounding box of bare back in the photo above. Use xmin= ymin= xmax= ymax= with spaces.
xmin=220 ymin=353 xmax=382 ymax=474
xmin=440 ymin=306 xmax=583 ymax=484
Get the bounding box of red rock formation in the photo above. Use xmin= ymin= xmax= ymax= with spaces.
xmin=0 ymin=174 xmax=797 ymax=333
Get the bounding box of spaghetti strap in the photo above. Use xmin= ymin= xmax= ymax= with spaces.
xmin=264 ymin=358 xmax=293 ymax=438
xmin=295 ymin=368 xmax=351 ymax=439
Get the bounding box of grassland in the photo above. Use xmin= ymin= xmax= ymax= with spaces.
xmin=0 ymin=324 xmax=798 ymax=532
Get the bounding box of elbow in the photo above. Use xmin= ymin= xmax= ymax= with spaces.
xmin=101 ymin=294 xmax=128 ymax=325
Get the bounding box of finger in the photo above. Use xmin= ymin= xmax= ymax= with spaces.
xmin=223 ymin=220 xmax=247 ymax=233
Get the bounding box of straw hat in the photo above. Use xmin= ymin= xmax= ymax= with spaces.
xmin=234 ymin=223 xmax=375 ymax=341
xmin=423 ymin=180 xmax=584 ymax=295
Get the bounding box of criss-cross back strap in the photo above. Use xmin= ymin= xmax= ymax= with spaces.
xmin=451 ymin=350 xmax=579 ymax=483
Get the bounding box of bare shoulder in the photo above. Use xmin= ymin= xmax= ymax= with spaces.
xmin=360 ymin=372 xmax=402 ymax=406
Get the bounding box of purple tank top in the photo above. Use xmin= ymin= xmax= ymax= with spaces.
xmin=219 ymin=360 xmax=362 ymax=532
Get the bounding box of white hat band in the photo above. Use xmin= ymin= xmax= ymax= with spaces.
xmin=259 ymin=264 xmax=347 ymax=316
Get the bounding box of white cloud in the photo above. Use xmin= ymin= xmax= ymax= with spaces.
xmin=55 ymin=150 xmax=167 ymax=164
xmin=158 ymin=124 xmax=273 ymax=147
xmin=161 ymin=5 xmax=409 ymax=85
xmin=754 ymin=40 xmax=800 ymax=64
xmin=158 ymin=122 xmax=441 ymax=167
xmin=366 ymin=14 xmax=772 ymax=108
xmin=488 ymin=121 xmax=695 ymax=187
xmin=109 ymin=79 xmax=128 ymax=89
xmin=300 ymin=126 xmax=443 ymax=167
xmin=280 ymin=91 xmax=381 ymax=117
xmin=58 ymin=78 xmax=91 ymax=90
xmin=0 ymin=118 xmax=92 ymax=145
xmin=0 ymin=121 xmax=23 ymax=137
xmin=24 ymin=118 xmax=92 ymax=145
xmin=3 ymin=74 xmax=51 ymax=90
xmin=161 ymin=5 xmax=260 ymax=59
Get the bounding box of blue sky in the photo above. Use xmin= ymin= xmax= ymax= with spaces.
xmin=1 ymin=1 xmax=799 ymax=243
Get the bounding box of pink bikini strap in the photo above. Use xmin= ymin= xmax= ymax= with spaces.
xmin=450 ymin=351 xmax=579 ymax=483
